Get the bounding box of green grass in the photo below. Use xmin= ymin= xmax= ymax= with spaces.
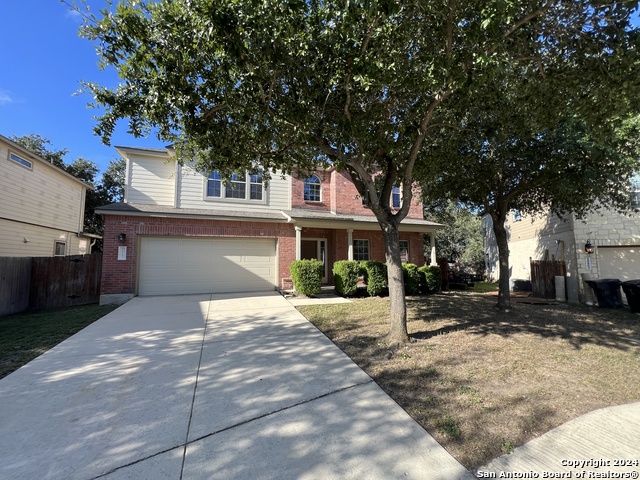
xmin=0 ymin=304 xmax=119 ymax=379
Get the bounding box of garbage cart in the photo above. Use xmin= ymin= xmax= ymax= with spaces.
xmin=585 ymin=279 xmax=623 ymax=309
xmin=621 ymin=280 xmax=640 ymax=313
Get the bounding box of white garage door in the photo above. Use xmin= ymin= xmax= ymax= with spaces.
xmin=598 ymin=246 xmax=640 ymax=282
xmin=138 ymin=237 xmax=277 ymax=296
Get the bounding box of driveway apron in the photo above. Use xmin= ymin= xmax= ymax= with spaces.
xmin=0 ymin=292 xmax=471 ymax=480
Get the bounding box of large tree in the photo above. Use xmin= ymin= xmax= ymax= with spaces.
xmin=79 ymin=0 xmax=639 ymax=342
xmin=420 ymin=80 xmax=640 ymax=309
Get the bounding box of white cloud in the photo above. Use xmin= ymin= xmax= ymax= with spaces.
xmin=0 ymin=90 xmax=14 ymax=106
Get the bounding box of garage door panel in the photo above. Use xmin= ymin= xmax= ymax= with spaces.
xmin=139 ymin=237 xmax=276 ymax=296
xmin=598 ymin=247 xmax=640 ymax=306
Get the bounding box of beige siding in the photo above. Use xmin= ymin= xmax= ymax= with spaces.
xmin=179 ymin=165 xmax=291 ymax=212
xmin=0 ymin=219 xmax=86 ymax=257
xmin=508 ymin=211 xmax=572 ymax=242
xmin=126 ymin=153 xmax=176 ymax=205
xmin=1 ymin=142 xmax=85 ymax=234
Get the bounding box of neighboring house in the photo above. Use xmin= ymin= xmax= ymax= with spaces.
xmin=483 ymin=182 xmax=640 ymax=303
xmin=0 ymin=134 xmax=96 ymax=257
xmin=96 ymin=146 xmax=442 ymax=305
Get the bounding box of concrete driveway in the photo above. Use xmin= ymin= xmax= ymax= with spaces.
xmin=0 ymin=292 xmax=471 ymax=480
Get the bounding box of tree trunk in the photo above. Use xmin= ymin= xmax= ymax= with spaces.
xmin=382 ymin=222 xmax=410 ymax=344
xmin=492 ymin=212 xmax=512 ymax=310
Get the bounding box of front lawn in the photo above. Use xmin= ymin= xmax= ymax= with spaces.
xmin=0 ymin=304 xmax=119 ymax=379
xmin=297 ymin=292 xmax=640 ymax=469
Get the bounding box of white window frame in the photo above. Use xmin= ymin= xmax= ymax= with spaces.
xmin=353 ymin=239 xmax=370 ymax=261
xmin=54 ymin=241 xmax=66 ymax=256
xmin=392 ymin=186 xmax=402 ymax=209
xmin=205 ymin=170 xmax=265 ymax=204
xmin=8 ymin=151 xmax=33 ymax=170
xmin=304 ymin=175 xmax=322 ymax=202
xmin=631 ymin=173 xmax=640 ymax=209
xmin=399 ymin=240 xmax=409 ymax=263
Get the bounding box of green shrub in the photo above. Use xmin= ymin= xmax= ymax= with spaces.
xmin=333 ymin=260 xmax=360 ymax=297
xmin=360 ymin=260 xmax=388 ymax=296
xmin=402 ymin=263 xmax=421 ymax=295
xmin=289 ymin=259 xmax=324 ymax=296
xmin=419 ymin=265 xmax=442 ymax=293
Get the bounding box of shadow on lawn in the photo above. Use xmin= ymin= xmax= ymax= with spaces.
xmin=407 ymin=293 xmax=640 ymax=351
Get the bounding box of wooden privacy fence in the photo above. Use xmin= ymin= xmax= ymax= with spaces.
xmin=530 ymin=260 xmax=566 ymax=299
xmin=0 ymin=257 xmax=31 ymax=316
xmin=0 ymin=253 xmax=102 ymax=316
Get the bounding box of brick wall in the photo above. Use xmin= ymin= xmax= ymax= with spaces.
xmin=291 ymin=169 xmax=425 ymax=219
xmin=291 ymin=171 xmax=333 ymax=211
xmin=101 ymin=215 xmax=296 ymax=295
xmin=101 ymin=215 xmax=428 ymax=297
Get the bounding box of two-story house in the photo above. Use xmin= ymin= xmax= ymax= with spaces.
xmin=483 ymin=189 xmax=640 ymax=304
xmin=0 ymin=134 xmax=94 ymax=257
xmin=97 ymin=146 xmax=441 ymax=305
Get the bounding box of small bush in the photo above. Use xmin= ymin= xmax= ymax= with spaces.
xmin=360 ymin=260 xmax=388 ymax=296
xmin=419 ymin=265 xmax=442 ymax=293
xmin=402 ymin=263 xmax=421 ymax=295
xmin=289 ymin=259 xmax=324 ymax=296
xmin=333 ymin=260 xmax=360 ymax=297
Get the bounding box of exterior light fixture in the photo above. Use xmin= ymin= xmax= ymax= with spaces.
xmin=118 ymin=233 xmax=126 ymax=243
xmin=584 ymin=240 xmax=594 ymax=254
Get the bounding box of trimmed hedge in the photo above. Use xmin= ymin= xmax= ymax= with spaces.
xmin=333 ymin=260 xmax=360 ymax=297
xmin=419 ymin=265 xmax=442 ymax=293
xmin=290 ymin=259 xmax=324 ymax=296
xmin=360 ymin=260 xmax=388 ymax=296
xmin=402 ymin=263 xmax=421 ymax=295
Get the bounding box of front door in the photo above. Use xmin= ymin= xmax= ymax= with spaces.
xmin=301 ymin=239 xmax=328 ymax=282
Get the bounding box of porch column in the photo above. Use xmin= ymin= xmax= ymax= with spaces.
xmin=295 ymin=226 xmax=302 ymax=260
xmin=430 ymin=232 xmax=437 ymax=266
xmin=347 ymin=228 xmax=354 ymax=261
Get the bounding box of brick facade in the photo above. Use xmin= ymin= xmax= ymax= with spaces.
xmin=101 ymin=215 xmax=297 ymax=296
xmin=100 ymin=162 xmax=433 ymax=302
xmin=291 ymin=169 xmax=424 ymax=218
xmin=101 ymin=215 xmax=427 ymax=298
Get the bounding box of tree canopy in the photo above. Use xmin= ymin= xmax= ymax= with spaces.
xmin=423 ymin=200 xmax=484 ymax=273
xmin=79 ymin=0 xmax=640 ymax=339
xmin=420 ymin=77 xmax=640 ymax=307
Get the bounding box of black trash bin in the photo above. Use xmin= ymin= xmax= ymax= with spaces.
xmin=585 ymin=279 xmax=623 ymax=309
xmin=621 ymin=280 xmax=640 ymax=313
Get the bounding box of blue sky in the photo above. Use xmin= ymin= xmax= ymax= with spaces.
xmin=0 ymin=1 xmax=164 ymax=174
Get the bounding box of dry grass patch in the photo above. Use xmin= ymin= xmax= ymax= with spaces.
xmin=298 ymin=292 xmax=640 ymax=469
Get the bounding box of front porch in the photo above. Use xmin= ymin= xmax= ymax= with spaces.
xmin=287 ymin=213 xmax=440 ymax=286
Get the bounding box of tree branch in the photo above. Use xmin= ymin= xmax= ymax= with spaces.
xmin=488 ymin=0 xmax=555 ymax=55
xmin=446 ymin=0 xmax=456 ymax=59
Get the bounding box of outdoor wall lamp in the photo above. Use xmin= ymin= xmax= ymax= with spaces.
xmin=584 ymin=240 xmax=594 ymax=254
xmin=118 ymin=233 xmax=126 ymax=243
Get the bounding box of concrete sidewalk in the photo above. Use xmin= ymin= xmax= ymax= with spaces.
xmin=0 ymin=292 xmax=472 ymax=480
xmin=478 ymin=401 xmax=640 ymax=478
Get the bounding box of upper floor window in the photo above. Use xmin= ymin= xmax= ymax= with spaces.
xmin=304 ymin=175 xmax=321 ymax=202
xmin=631 ymin=174 xmax=640 ymax=209
xmin=9 ymin=152 xmax=33 ymax=170
xmin=207 ymin=170 xmax=264 ymax=202
xmin=392 ymin=186 xmax=401 ymax=208
xmin=513 ymin=210 xmax=522 ymax=222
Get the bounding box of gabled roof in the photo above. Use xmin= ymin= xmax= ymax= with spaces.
xmin=0 ymin=133 xmax=94 ymax=190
